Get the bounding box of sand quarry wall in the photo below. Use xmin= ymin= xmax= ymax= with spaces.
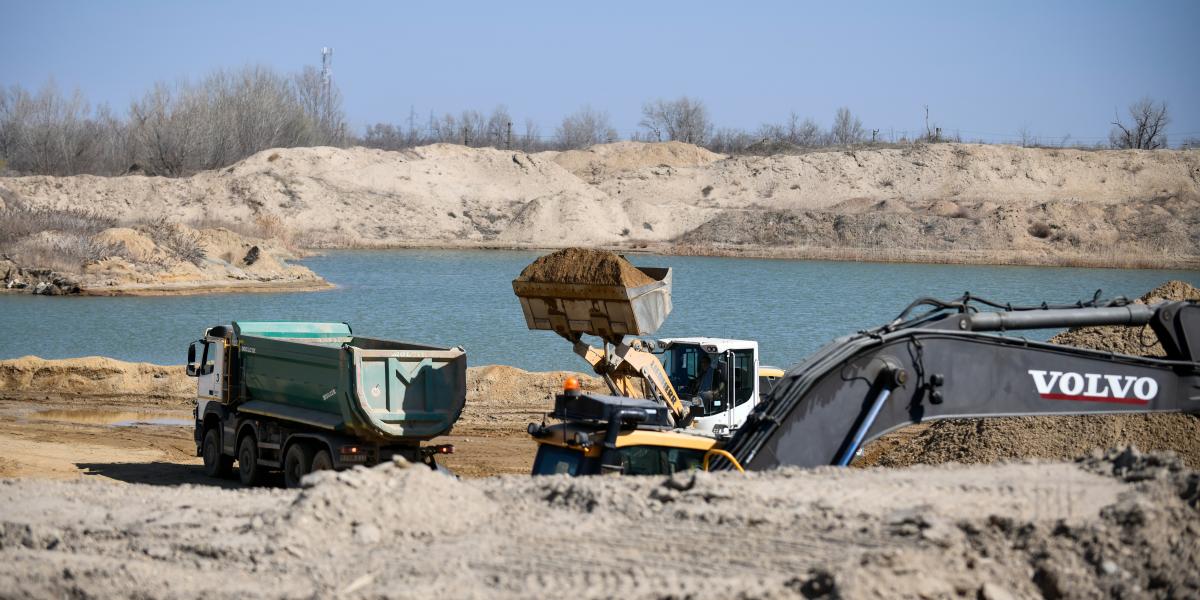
xmin=2 ymin=142 xmax=1197 ymax=265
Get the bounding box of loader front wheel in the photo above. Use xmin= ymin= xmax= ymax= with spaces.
xmin=283 ymin=442 xmax=313 ymax=489
xmin=238 ymin=434 xmax=261 ymax=486
xmin=202 ymin=427 xmax=232 ymax=478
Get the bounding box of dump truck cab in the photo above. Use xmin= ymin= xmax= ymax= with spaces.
xmin=528 ymin=388 xmax=737 ymax=476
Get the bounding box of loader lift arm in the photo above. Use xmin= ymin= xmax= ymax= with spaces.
xmin=570 ymin=335 xmax=689 ymax=424
xmin=718 ymin=294 xmax=1200 ymax=471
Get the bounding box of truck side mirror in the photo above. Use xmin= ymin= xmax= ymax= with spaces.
xmin=186 ymin=342 xmax=199 ymax=377
xmin=185 ymin=340 xmax=210 ymax=377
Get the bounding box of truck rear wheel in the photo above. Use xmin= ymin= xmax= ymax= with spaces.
xmin=311 ymin=449 xmax=333 ymax=473
xmin=238 ymin=434 xmax=261 ymax=486
xmin=283 ymin=442 xmax=313 ymax=489
xmin=202 ymin=428 xmax=233 ymax=478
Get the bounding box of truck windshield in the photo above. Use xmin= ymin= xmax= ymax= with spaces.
xmin=660 ymin=345 xmax=755 ymax=417
xmin=531 ymin=444 xmax=585 ymax=476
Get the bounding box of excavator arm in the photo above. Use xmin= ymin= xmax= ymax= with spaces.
xmin=720 ymin=296 xmax=1200 ymax=470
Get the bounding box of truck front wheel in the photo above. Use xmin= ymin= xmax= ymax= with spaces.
xmin=283 ymin=442 xmax=313 ymax=489
xmin=202 ymin=428 xmax=233 ymax=478
xmin=238 ymin=434 xmax=261 ymax=486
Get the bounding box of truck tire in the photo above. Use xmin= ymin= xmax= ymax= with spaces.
xmin=238 ymin=434 xmax=261 ymax=486
xmin=202 ymin=428 xmax=233 ymax=478
xmin=311 ymin=448 xmax=334 ymax=473
xmin=283 ymin=442 xmax=313 ymax=489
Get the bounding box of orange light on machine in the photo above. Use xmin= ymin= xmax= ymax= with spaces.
xmin=563 ymin=376 xmax=581 ymax=394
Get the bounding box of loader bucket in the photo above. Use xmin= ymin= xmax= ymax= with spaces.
xmin=512 ymin=266 xmax=672 ymax=340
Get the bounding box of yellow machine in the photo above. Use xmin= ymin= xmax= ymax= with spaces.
xmin=527 ymin=378 xmax=744 ymax=476
xmin=513 ymin=258 xmax=783 ymax=434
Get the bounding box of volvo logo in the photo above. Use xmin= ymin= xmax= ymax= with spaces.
xmin=1028 ymin=370 xmax=1157 ymax=405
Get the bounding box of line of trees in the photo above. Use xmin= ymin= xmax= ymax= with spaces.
xmin=0 ymin=70 xmax=1180 ymax=178
xmin=0 ymin=66 xmax=345 ymax=177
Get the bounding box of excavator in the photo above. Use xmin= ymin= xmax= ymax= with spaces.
xmin=527 ymin=287 xmax=1199 ymax=476
xmin=513 ymin=258 xmax=783 ymax=435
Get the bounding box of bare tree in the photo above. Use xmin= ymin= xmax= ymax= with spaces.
xmin=1017 ymin=124 xmax=1037 ymax=147
xmin=555 ymin=106 xmax=617 ymax=150
xmin=707 ymin=127 xmax=756 ymax=153
xmin=1110 ymin=97 xmax=1170 ymax=149
xmin=293 ymin=65 xmax=347 ymax=145
xmin=639 ymin=96 xmax=712 ymax=145
xmin=829 ymin=107 xmax=864 ymax=145
xmin=519 ymin=118 xmax=542 ymax=152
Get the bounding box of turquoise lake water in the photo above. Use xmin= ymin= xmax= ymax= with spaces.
xmin=1 ymin=250 xmax=1196 ymax=372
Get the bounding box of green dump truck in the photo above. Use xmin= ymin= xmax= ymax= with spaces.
xmin=187 ymin=321 xmax=467 ymax=487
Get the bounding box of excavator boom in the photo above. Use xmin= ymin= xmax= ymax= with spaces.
xmin=720 ymin=295 xmax=1200 ymax=470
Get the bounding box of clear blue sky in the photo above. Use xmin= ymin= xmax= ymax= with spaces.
xmin=3 ymin=0 xmax=1198 ymax=144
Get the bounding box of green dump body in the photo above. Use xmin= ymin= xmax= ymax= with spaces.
xmin=230 ymin=321 xmax=466 ymax=443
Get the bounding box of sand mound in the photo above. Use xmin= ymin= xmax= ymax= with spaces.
xmin=862 ymin=413 xmax=1200 ymax=468
xmin=0 ymin=356 xmax=190 ymax=400
xmin=1 ymin=216 xmax=327 ymax=295
xmin=6 ymin=142 xmax=1193 ymax=267
xmin=458 ymin=365 xmax=604 ymax=433
xmin=1049 ymin=279 xmax=1200 ymax=356
xmin=862 ymin=281 xmax=1200 ymax=468
xmin=91 ymin=228 xmax=161 ymax=262
xmin=515 ymin=248 xmax=654 ymax=286
xmin=549 ymin=141 xmax=724 ymax=178
xmin=282 ymin=459 xmax=496 ymax=541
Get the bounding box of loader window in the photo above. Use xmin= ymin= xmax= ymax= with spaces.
xmin=663 ymin=346 xmax=757 ymax=417
xmin=531 ymin=444 xmax=584 ymax=476
xmin=731 ymin=351 xmax=755 ymax=408
xmin=617 ymin=446 xmax=704 ymax=475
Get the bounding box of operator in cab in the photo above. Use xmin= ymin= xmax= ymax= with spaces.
xmin=687 ymin=353 xmax=726 ymax=413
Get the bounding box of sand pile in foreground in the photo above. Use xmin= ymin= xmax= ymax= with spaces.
xmin=1 ymin=448 xmax=1195 ymax=598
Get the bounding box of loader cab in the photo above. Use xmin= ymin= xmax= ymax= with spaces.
xmin=655 ymin=338 xmax=761 ymax=434
xmin=529 ymin=390 xmax=721 ymax=476
xmin=530 ymin=427 xmax=713 ymax=476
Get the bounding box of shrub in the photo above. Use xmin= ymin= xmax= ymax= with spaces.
xmin=1028 ymin=222 xmax=1052 ymax=238
xmin=141 ymin=217 xmax=206 ymax=265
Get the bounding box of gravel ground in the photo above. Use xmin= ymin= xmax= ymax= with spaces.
xmin=1 ymin=448 xmax=1197 ymax=599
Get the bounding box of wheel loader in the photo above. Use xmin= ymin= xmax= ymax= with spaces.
xmin=528 ymin=289 xmax=1200 ymax=476
xmin=512 ymin=252 xmax=782 ymax=436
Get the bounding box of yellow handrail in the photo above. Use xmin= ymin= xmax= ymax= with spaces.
xmin=702 ymin=448 xmax=745 ymax=473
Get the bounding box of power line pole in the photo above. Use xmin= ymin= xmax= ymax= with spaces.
xmin=321 ymin=47 xmax=334 ymax=135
